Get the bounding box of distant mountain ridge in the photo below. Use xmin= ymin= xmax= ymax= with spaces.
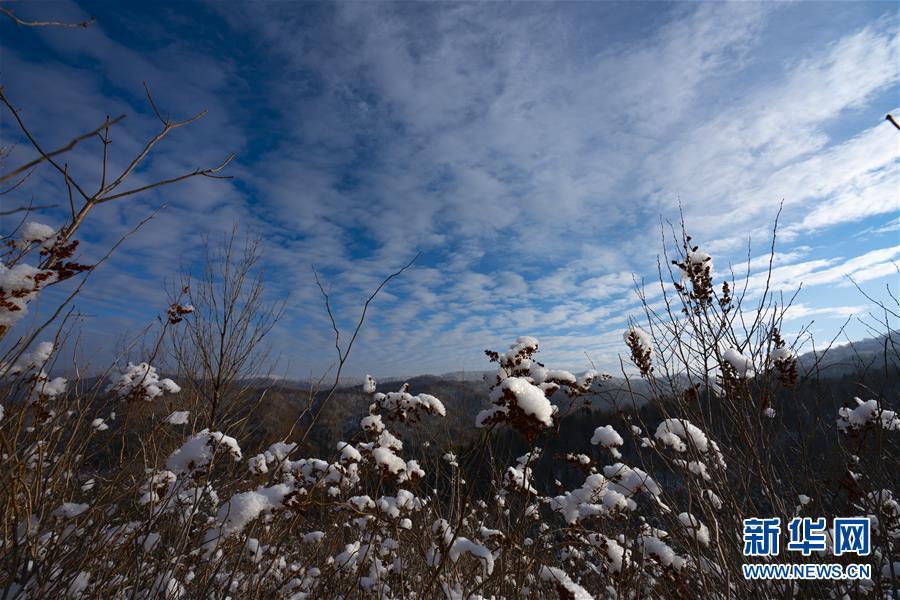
xmin=796 ymin=331 xmax=898 ymax=377
xmin=235 ymin=331 xmax=898 ymax=393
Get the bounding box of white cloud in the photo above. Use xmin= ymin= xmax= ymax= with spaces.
xmin=740 ymin=246 xmax=900 ymax=295
xmin=781 ymin=303 xmax=868 ymax=321
xmin=4 ymin=2 xmax=898 ymax=376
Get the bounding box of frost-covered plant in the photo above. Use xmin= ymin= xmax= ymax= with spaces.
xmin=0 ymin=341 xmax=68 ymax=403
xmin=0 ymin=34 xmax=238 ymax=597
xmin=837 ymin=397 xmax=900 ymax=433
xmin=671 ymin=235 xmax=715 ymax=311
xmin=478 ymin=336 xmax=604 ymax=440
xmin=2 ymin=225 xmax=898 ymax=598
xmin=769 ymin=327 xmax=797 ymax=386
xmin=106 ymin=361 xmax=182 ymax=402
xmin=623 ymin=326 xmax=653 ymax=377
xmin=2 ymin=35 xmax=896 ymax=595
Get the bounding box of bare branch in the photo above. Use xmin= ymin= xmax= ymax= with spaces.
xmin=0 ymin=208 xmax=160 ymax=368
xmin=0 ymin=6 xmax=95 ymax=28
xmin=143 ymin=81 xmax=167 ymax=126
xmin=342 ymin=253 xmax=420 ymax=363
xmin=887 ymin=113 xmax=900 ymax=132
xmin=0 ymin=87 xmax=93 ymax=200
xmin=300 ymin=254 xmax=419 ymax=442
xmin=313 ymin=268 xmax=342 ymax=359
xmin=0 ymin=167 xmax=34 ymax=196
xmin=95 ymin=86 xmax=211 ymax=199
xmin=0 ymin=203 xmax=57 ymax=216
xmin=0 ymin=113 xmax=125 ymax=184
xmin=94 ymin=153 xmax=235 ymax=204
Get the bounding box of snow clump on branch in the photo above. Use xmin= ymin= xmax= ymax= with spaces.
xmin=107 ymin=362 xmax=181 ymax=401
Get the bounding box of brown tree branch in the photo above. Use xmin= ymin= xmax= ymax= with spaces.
xmin=301 ymin=254 xmax=419 ymax=441
xmin=886 ymin=113 xmax=900 ymax=132
xmin=0 ymin=203 xmax=58 ymax=216
xmin=0 ymin=84 xmax=233 ymax=243
xmin=0 ymin=87 xmax=93 ymax=200
xmin=0 ymin=6 xmax=95 ymax=28
xmin=0 ymin=113 xmax=126 ymax=184
xmin=94 ymin=153 xmax=235 ymax=204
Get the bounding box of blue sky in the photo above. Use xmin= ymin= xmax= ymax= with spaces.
xmin=1 ymin=1 xmax=898 ymax=378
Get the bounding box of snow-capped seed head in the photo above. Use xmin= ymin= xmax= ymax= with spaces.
xmin=476 ymin=376 xmax=557 ymax=438
xmin=165 ymin=411 xmax=190 ymax=425
xmin=21 ymin=222 xmax=57 ymax=246
xmin=3 ymin=341 xmax=54 ymax=376
xmin=624 ymin=326 xmax=653 ymax=376
xmin=166 ymin=429 xmax=242 ymax=475
xmin=107 ymin=362 xmax=181 ymax=401
xmin=837 ymin=397 xmax=900 ymax=432
xmin=166 ymin=304 xmax=195 ymax=324
xmin=591 ymin=425 xmax=624 ymax=458
xmin=0 ymin=263 xmax=57 ymax=328
xmin=722 ymin=348 xmax=754 ymax=378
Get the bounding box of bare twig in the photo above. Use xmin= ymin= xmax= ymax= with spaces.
xmin=0 ymin=203 xmax=57 ymax=216
xmin=0 ymin=84 xmax=233 ymax=245
xmin=0 ymin=6 xmax=95 ymax=28
xmin=300 ymin=254 xmax=419 ymax=440
xmin=887 ymin=113 xmax=900 ymax=132
xmin=94 ymin=153 xmax=234 ymax=204
xmin=0 ymin=106 xmax=125 ymax=184
xmin=0 ymin=87 xmax=93 ymax=200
